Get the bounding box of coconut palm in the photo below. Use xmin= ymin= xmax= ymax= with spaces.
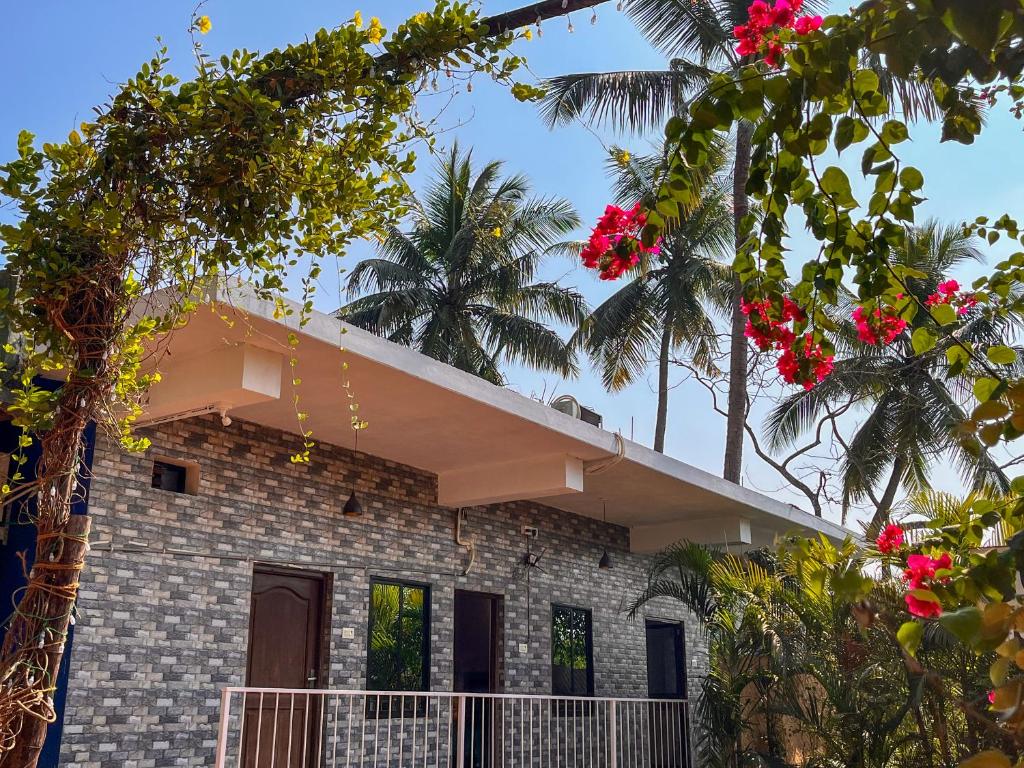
xmin=540 ymin=0 xmax=936 ymax=484
xmin=338 ymin=145 xmax=586 ymax=385
xmin=763 ymin=221 xmax=1017 ymax=533
xmin=575 ymin=143 xmax=733 ymax=452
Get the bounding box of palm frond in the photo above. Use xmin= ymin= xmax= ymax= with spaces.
xmin=539 ymin=65 xmax=711 ymax=132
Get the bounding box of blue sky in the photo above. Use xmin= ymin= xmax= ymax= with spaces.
xmin=3 ymin=1 xmax=1022 ymax=524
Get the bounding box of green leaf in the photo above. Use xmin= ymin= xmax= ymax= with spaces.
xmin=897 ymin=620 xmax=924 ymax=657
xmin=820 ymin=167 xmax=857 ymax=208
xmin=959 ymin=750 xmax=1012 ymax=768
xmin=912 ymin=327 xmax=937 ymax=355
xmin=852 ymin=69 xmax=880 ymax=99
xmin=899 ymin=167 xmax=924 ymax=191
xmin=880 ymin=120 xmax=909 ymax=145
xmin=987 ymin=345 xmax=1017 ymax=365
xmin=938 ymin=606 xmax=982 ymax=644
xmin=931 ymin=302 xmax=957 ymax=325
xmin=975 ymin=377 xmax=1001 ymax=403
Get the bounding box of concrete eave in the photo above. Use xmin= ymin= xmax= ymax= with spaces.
xmin=135 ymin=280 xmax=853 ymax=551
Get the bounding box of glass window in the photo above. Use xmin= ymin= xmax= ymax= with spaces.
xmin=551 ymin=604 xmax=594 ymax=696
xmin=367 ymin=579 xmax=430 ymax=693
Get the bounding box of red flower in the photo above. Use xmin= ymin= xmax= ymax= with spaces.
xmin=924 ymin=276 xmax=977 ymax=316
xmin=989 ymin=690 xmax=997 ymax=705
xmin=793 ymin=15 xmax=822 ymax=34
xmin=876 ymin=524 xmax=904 ymax=554
xmin=902 ymin=552 xmax=953 ymax=593
xmin=777 ymin=334 xmax=833 ymax=390
xmin=905 ymin=592 xmax=942 ymax=619
xmin=853 ymin=305 xmax=907 ymax=346
xmin=734 ymin=0 xmax=819 ymax=63
xmin=580 ymin=203 xmax=662 ymax=280
xmin=903 ymin=553 xmax=937 ymax=589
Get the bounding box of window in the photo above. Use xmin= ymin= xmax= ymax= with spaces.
xmin=366 ymin=579 xmax=430 ymax=697
xmin=551 ymin=604 xmax=594 ymax=696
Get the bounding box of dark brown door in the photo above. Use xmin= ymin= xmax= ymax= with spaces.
xmin=646 ymin=619 xmax=689 ymax=768
xmin=454 ymin=591 xmax=501 ymax=768
xmin=243 ymin=567 xmax=326 ymax=768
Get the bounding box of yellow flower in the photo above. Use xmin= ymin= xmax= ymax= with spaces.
xmin=353 ymin=10 xmax=363 ymax=28
xmin=196 ymin=15 xmax=212 ymax=34
xmin=523 ymin=29 xmax=533 ymax=40
xmin=617 ymin=149 xmax=631 ymax=165
xmin=412 ymin=12 xmax=428 ymax=24
xmin=367 ymin=17 xmax=384 ymax=44
xmin=380 ymin=172 xmax=390 ymax=183
xmin=492 ymin=227 xmax=502 ymax=238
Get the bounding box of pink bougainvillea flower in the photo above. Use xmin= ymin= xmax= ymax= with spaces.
xmin=853 ymin=305 xmax=907 ymax=346
xmin=793 ymin=15 xmax=822 ymax=34
xmin=989 ymin=690 xmax=997 ymax=705
xmin=734 ymin=0 xmax=820 ymax=63
xmin=580 ymin=203 xmax=661 ymax=281
xmin=903 ymin=553 xmax=937 ymax=589
xmin=876 ymin=524 xmax=904 ymax=554
xmin=777 ymin=334 xmax=833 ymax=390
xmin=905 ymin=592 xmax=942 ymax=619
xmin=924 ymin=276 xmax=978 ymax=315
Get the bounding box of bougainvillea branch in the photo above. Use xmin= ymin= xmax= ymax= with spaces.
xmin=632 ymin=0 xmax=1024 ymax=760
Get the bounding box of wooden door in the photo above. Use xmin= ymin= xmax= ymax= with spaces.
xmin=243 ymin=567 xmax=325 ymax=768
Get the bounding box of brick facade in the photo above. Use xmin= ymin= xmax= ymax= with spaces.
xmin=60 ymin=415 xmax=707 ymax=767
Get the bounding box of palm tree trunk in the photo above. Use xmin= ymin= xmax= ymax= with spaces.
xmin=866 ymin=454 xmax=906 ymax=536
xmin=723 ymin=119 xmax=754 ymax=484
xmin=654 ymin=323 xmax=672 ymax=453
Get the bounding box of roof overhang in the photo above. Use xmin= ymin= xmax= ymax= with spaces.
xmin=136 ymin=281 xmax=852 ymax=552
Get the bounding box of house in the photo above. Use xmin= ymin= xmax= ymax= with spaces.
xmin=0 ymin=282 xmax=848 ymax=767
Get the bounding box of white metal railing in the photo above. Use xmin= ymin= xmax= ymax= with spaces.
xmin=214 ymin=689 xmax=691 ymax=768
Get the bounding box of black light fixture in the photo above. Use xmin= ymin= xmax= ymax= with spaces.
xmin=343 ymin=490 xmax=363 ymax=518
xmin=343 ymin=427 xmax=364 ymax=518
xmin=598 ymin=500 xmax=612 ymax=570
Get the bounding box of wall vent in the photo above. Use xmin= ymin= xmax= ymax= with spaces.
xmin=151 ymin=457 xmax=200 ymax=495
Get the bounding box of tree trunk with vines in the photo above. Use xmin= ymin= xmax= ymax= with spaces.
xmin=0 ymin=270 xmax=119 ymax=766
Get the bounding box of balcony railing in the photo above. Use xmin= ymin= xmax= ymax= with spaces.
xmin=214 ymin=688 xmax=691 ymax=768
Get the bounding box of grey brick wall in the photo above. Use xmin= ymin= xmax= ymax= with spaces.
xmin=61 ymin=415 xmax=708 ymax=767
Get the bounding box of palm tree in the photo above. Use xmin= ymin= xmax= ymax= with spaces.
xmin=763 ymin=221 xmax=1016 ymax=533
xmin=338 ymin=145 xmax=586 ymax=385
xmin=575 ymin=143 xmax=733 ymax=452
xmin=540 ymin=0 xmax=935 ymax=484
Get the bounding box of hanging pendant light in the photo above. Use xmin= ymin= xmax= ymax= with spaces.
xmin=598 ymin=500 xmax=612 ymax=570
xmin=343 ymin=490 xmax=363 ymax=518
xmin=343 ymin=427 xmax=364 ymax=518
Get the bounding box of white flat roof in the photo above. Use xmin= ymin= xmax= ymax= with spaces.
xmin=139 ymin=281 xmax=851 ymax=550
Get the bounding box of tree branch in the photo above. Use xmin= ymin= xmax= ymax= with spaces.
xmin=479 ymin=0 xmax=611 ymax=33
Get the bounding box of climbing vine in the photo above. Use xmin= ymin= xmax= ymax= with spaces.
xmin=0 ymin=3 xmax=541 ymax=761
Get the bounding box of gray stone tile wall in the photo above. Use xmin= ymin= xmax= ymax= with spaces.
xmin=60 ymin=415 xmax=707 ymax=766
